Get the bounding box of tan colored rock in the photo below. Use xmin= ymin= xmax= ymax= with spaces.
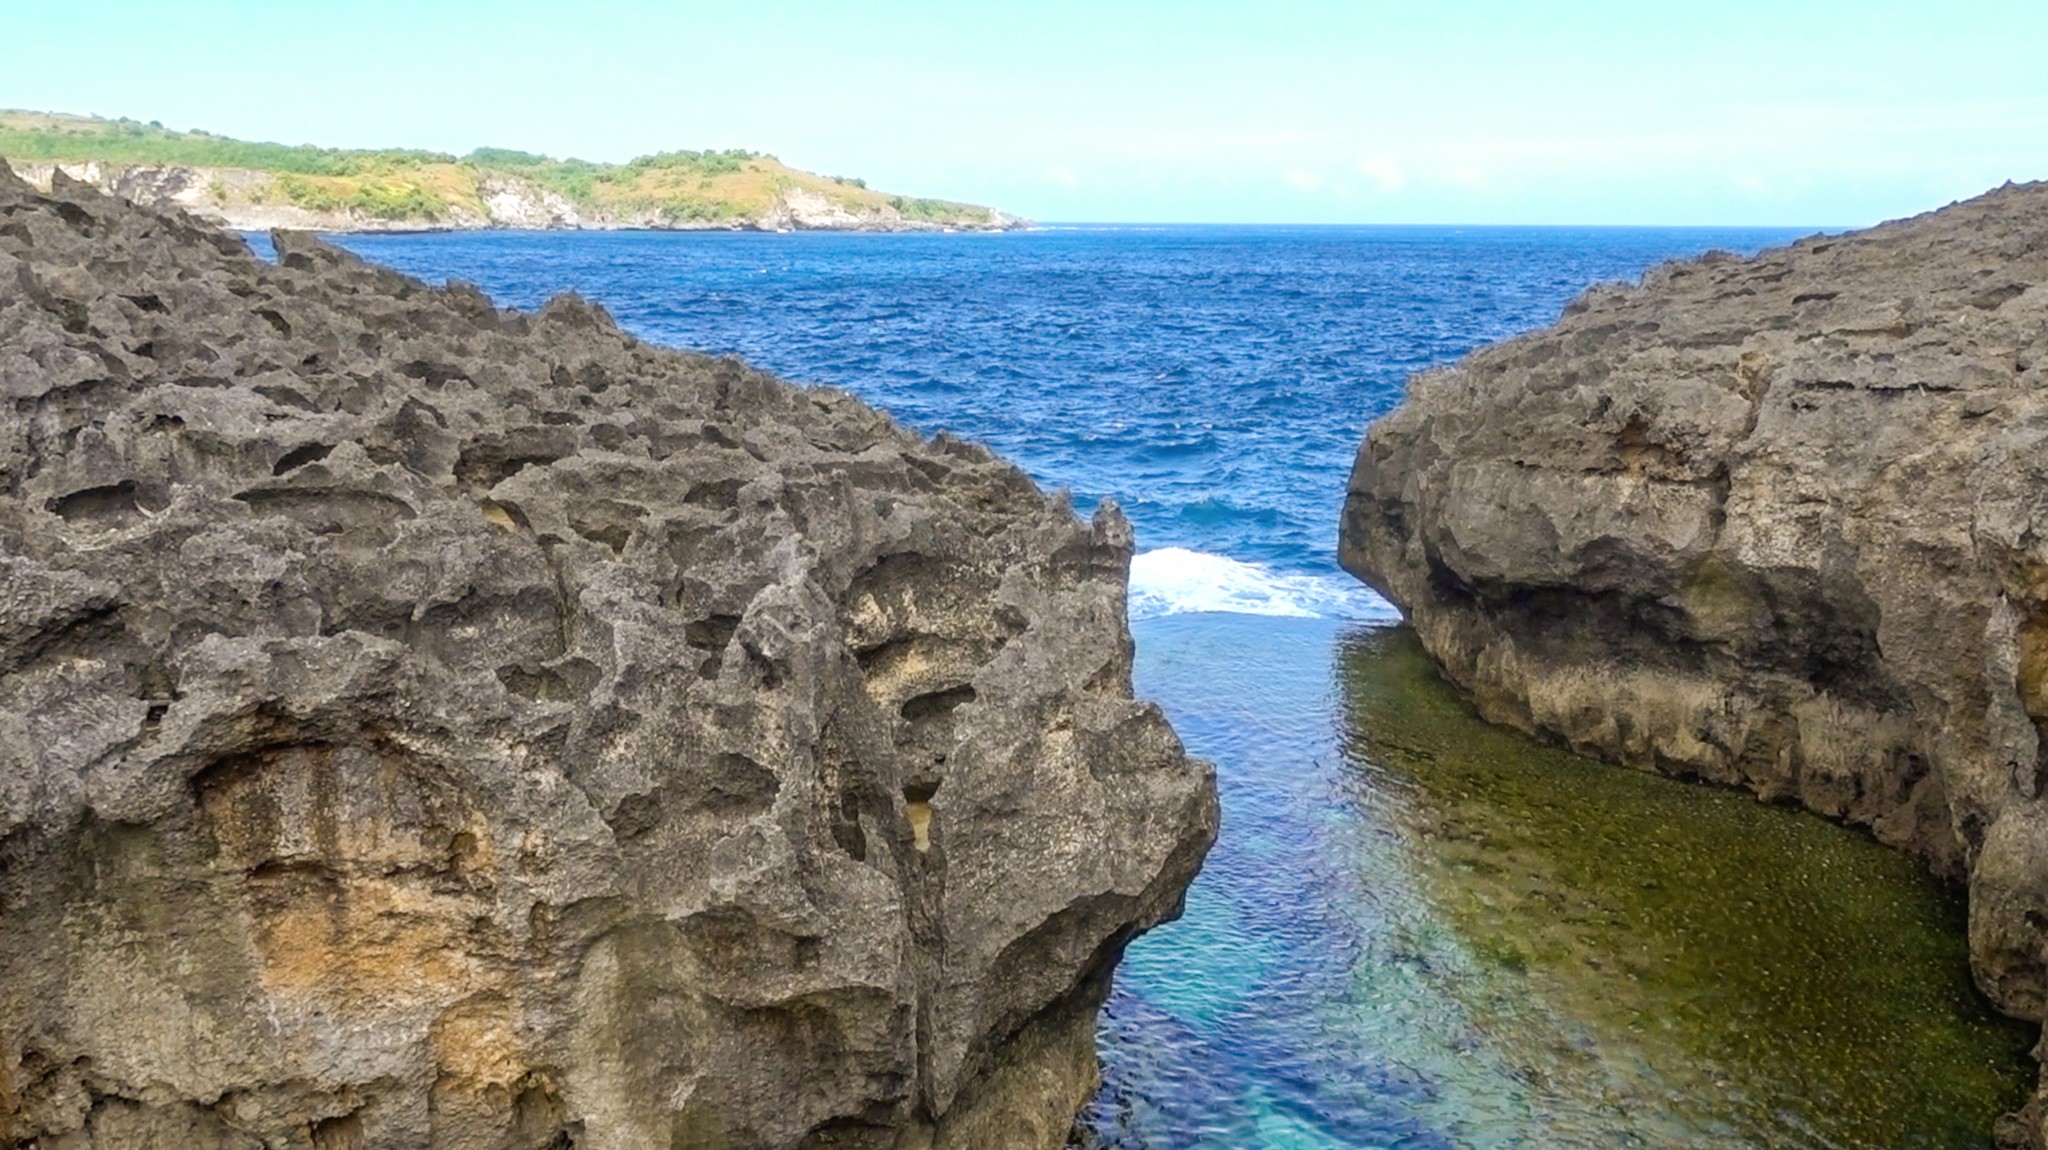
xmin=0 ymin=163 xmax=1215 ymax=1149
xmin=476 ymin=174 xmax=584 ymax=229
xmin=1340 ymin=181 xmax=2048 ymax=1144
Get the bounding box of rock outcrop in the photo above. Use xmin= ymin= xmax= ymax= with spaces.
xmin=0 ymin=164 xmax=1214 ymax=1148
xmin=1340 ymin=181 xmax=2048 ymax=1140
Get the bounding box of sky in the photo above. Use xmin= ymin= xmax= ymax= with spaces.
xmin=9 ymin=0 xmax=2046 ymax=226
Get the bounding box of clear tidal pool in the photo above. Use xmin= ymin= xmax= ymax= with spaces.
xmin=1091 ymin=614 xmax=2033 ymax=1149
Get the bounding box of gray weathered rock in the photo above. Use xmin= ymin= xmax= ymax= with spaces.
xmin=0 ymin=161 xmax=1216 ymax=1149
xmin=1340 ymin=181 xmax=2048 ymax=1142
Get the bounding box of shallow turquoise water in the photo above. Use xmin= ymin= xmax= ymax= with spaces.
xmin=1090 ymin=616 xmax=2031 ymax=1149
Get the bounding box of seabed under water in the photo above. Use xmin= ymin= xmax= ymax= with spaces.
xmin=1090 ymin=615 xmax=2033 ymax=1150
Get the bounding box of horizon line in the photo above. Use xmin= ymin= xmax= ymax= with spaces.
xmin=1022 ymin=219 xmax=1847 ymax=231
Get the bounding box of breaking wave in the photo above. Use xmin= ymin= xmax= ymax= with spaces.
xmin=1127 ymin=547 xmax=1400 ymax=622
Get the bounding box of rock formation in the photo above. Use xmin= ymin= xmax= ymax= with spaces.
xmin=1340 ymin=181 xmax=2048 ymax=1141
xmin=0 ymin=164 xmax=1215 ymax=1148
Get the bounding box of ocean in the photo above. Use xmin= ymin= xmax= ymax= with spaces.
xmin=297 ymin=223 xmax=2034 ymax=1148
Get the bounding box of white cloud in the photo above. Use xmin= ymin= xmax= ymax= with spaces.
xmin=1044 ymin=163 xmax=1079 ymax=188
xmin=1354 ymin=155 xmax=1406 ymax=191
xmin=1283 ymin=168 xmax=1324 ymax=192
xmin=1439 ymin=161 xmax=1488 ymax=190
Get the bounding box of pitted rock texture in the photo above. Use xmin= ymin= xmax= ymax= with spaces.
xmin=0 ymin=164 xmax=1216 ymax=1149
xmin=1342 ymin=181 xmax=2048 ymax=1141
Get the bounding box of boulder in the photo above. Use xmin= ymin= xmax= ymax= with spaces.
xmin=0 ymin=162 xmax=1216 ymax=1149
xmin=1341 ymin=182 xmax=2048 ymax=1140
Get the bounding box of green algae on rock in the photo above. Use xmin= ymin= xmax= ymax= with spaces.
xmin=1336 ymin=627 xmax=2035 ymax=1149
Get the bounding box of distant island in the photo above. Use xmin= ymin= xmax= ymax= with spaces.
xmin=0 ymin=109 xmax=1021 ymax=233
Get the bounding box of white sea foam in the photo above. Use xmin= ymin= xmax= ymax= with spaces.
xmin=1127 ymin=547 xmax=1401 ymax=622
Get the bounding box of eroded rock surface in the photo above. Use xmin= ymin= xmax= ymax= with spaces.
xmin=1341 ymin=181 xmax=2048 ymax=1141
xmin=0 ymin=164 xmax=1215 ymax=1149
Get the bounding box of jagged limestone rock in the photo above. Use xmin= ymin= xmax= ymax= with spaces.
xmin=1341 ymin=181 xmax=2048 ymax=1144
xmin=0 ymin=163 xmax=1216 ymax=1149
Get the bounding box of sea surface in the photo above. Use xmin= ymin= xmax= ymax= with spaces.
xmin=301 ymin=224 xmax=2036 ymax=1148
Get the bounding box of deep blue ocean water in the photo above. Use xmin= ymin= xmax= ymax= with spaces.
xmin=287 ymin=223 xmax=2030 ymax=1148
xmin=311 ymin=224 xmax=1806 ymax=602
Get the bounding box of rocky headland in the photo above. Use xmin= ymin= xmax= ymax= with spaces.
xmin=2 ymin=111 xmax=1021 ymax=234
xmin=0 ymin=163 xmax=1213 ymax=1148
xmin=1341 ymin=181 xmax=2048 ymax=1141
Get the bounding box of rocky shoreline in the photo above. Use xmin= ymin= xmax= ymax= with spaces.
xmin=1341 ymin=182 xmax=2048 ymax=1144
xmin=8 ymin=160 xmax=1025 ymax=234
xmin=0 ymin=164 xmax=1207 ymax=1148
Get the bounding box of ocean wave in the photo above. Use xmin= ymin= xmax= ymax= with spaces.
xmin=1127 ymin=547 xmax=1401 ymax=622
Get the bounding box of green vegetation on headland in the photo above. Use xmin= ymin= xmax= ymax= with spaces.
xmin=0 ymin=110 xmax=1014 ymax=231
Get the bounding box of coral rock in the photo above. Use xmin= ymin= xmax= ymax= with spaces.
xmin=0 ymin=162 xmax=1216 ymax=1149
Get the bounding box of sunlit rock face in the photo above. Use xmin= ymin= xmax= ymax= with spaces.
xmin=1340 ymin=182 xmax=2048 ymax=1142
xmin=0 ymin=164 xmax=1216 ymax=1150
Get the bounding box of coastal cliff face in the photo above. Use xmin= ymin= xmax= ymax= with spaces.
xmin=0 ymin=165 xmax=1215 ymax=1148
xmin=5 ymin=161 xmax=1022 ymax=235
xmin=1340 ymin=182 xmax=2048 ymax=1137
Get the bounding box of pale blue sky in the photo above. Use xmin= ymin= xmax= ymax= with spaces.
xmin=11 ymin=0 xmax=2045 ymax=225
